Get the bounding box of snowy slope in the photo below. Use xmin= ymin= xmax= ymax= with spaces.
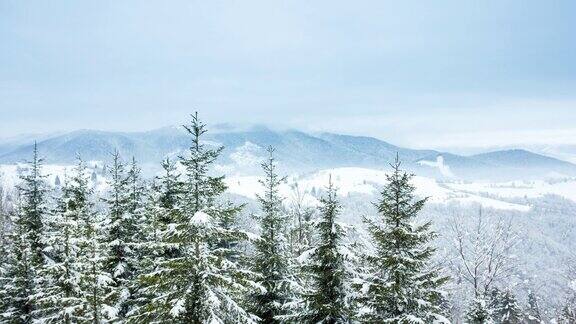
xmin=0 ymin=163 xmax=109 ymax=195
xmin=225 ymin=167 xmax=533 ymax=212
xmin=2 ymin=126 xmax=576 ymax=180
xmin=5 ymin=161 xmax=576 ymax=213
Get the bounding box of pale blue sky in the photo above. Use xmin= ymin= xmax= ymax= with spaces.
xmin=1 ymin=0 xmax=575 ymax=148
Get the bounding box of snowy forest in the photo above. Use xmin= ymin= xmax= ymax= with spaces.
xmin=0 ymin=113 xmax=575 ymax=324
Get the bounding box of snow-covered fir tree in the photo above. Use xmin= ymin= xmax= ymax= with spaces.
xmin=557 ymin=301 xmax=576 ymax=324
xmin=491 ymin=289 xmax=523 ymax=324
xmin=152 ymin=157 xmax=183 ymax=260
xmin=0 ymin=200 xmax=36 ymax=323
xmin=0 ymin=182 xmax=8 ymax=290
xmin=35 ymin=158 xmax=115 ymax=322
xmin=465 ymin=298 xmax=494 ymax=324
xmin=79 ymin=184 xmax=116 ymax=323
xmin=17 ymin=142 xmax=49 ymax=271
xmin=1 ymin=143 xmax=49 ymax=322
xmin=102 ymin=152 xmax=140 ymax=319
xmin=129 ymin=158 xmax=183 ymax=322
xmin=298 ymin=177 xmax=350 ymax=323
xmin=72 ymin=158 xmax=115 ymax=322
xmin=250 ymin=147 xmax=295 ymax=323
xmin=524 ymin=291 xmax=543 ymax=324
xmin=137 ymin=113 xmax=257 ymax=323
xmin=34 ymin=179 xmax=84 ymax=323
xmin=357 ymin=155 xmax=449 ymax=323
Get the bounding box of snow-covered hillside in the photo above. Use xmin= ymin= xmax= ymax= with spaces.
xmin=6 ymin=163 xmax=576 ymax=213
xmin=224 ymin=167 xmax=576 ymax=212
xmin=0 ymin=162 xmax=109 ymax=195
xmin=3 ymin=127 xmax=576 ymax=180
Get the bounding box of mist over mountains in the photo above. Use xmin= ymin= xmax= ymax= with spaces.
xmin=1 ymin=125 xmax=575 ymax=180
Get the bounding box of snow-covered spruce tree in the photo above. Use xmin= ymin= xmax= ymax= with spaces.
xmin=78 ymin=167 xmax=116 ymax=323
xmin=490 ymin=289 xmax=522 ymax=324
xmin=35 ymin=158 xmax=114 ymax=322
xmin=102 ymin=152 xmax=140 ymax=318
xmin=298 ymin=177 xmax=350 ymax=323
xmin=0 ymin=201 xmax=35 ymax=323
xmin=524 ymin=291 xmax=543 ymax=324
xmin=358 ymin=155 xmax=449 ymax=323
xmin=126 ymin=157 xmax=146 ymax=222
xmin=121 ymin=157 xmax=148 ymax=304
xmin=128 ymin=158 xmax=183 ymax=322
xmin=0 ymin=181 xmax=8 ymax=283
xmin=17 ymin=142 xmax=49 ymax=271
xmin=75 ymin=158 xmax=116 ymax=322
xmin=152 ymin=157 xmax=183 ymax=261
xmin=465 ymin=298 xmax=494 ymax=324
xmin=250 ymin=147 xmax=295 ymax=323
xmin=557 ymin=302 xmax=576 ymax=324
xmin=137 ymin=113 xmax=257 ymax=323
xmin=34 ymin=179 xmax=84 ymax=323
xmin=1 ymin=144 xmax=49 ymax=322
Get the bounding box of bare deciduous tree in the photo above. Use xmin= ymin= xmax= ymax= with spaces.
xmin=448 ymin=206 xmax=519 ymax=298
xmin=288 ymin=182 xmax=315 ymax=257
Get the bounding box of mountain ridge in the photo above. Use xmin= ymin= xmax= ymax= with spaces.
xmin=1 ymin=126 xmax=574 ymax=180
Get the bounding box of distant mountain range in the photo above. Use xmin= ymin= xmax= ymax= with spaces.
xmin=1 ymin=126 xmax=575 ymax=180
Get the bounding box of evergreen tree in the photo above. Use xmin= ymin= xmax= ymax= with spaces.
xmin=74 ymin=158 xmax=116 ymax=322
xmin=35 ymin=159 xmax=114 ymax=322
xmin=34 ymin=179 xmax=84 ymax=323
xmin=17 ymin=142 xmax=49 ymax=268
xmin=137 ymin=113 xmax=257 ymax=323
xmin=358 ymin=155 xmax=448 ymax=323
xmin=102 ymin=152 xmax=141 ymax=318
xmin=465 ymin=298 xmax=494 ymax=324
xmin=126 ymin=157 xmax=146 ymax=220
xmin=128 ymin=159 xmax=183 ymax=322
xmin=524 ymin=291 xmax=543 ymax=323
xmin=154 ymin=157 xmax=183 ymax=260
xmin=1 ymin=143 xmax=48 ymax=322
xmin=251 ymin=147 xmax=294 ymax=322
xmin=0 ymin=202 xmax=35 ymax=323
xmin=299 ymin=177 xmax=350 ymax=323
xmin=557 ymin=302 xmax=576 ymax=324
xmin=125 ymin=157 xmax=147 ymax=304
xmin=492 ymin=289 xmax=522 ymax=324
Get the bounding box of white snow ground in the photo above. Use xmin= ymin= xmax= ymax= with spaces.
xmin=4 ymin=163 xmax=576 ymax=212
xmin=224 ymin=167 xmax=571 ymax=212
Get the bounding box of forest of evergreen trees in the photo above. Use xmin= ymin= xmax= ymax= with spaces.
xmin=0 ymin=113 xmax=574 ymax=323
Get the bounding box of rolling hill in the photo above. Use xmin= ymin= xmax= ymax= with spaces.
xmin=1 ymin=126 xmax=575 ymax=180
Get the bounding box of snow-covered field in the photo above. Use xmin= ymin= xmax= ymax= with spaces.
xmin=4 ymin=163 xmax=576 ymax=213
xmin=0 ymin=163 xmax=109 ymax=195
xmin=225 ymin=167 xmax=576 ymax=212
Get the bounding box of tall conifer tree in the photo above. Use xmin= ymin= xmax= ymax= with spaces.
xmin=251 ymin=147 xmax=294 ymax=322
xmin=34 ymin=178 xmax=83 ymax=323
xmin=102 ymin=151 xmax=142 ymax=319
xmin=1 ymin=143 xmax=48 ymax=322
xmin=18 ymin=142 xmax=48 ymax=268
xmin=466 ymin=298 xmax=494 ymax=324
xmin=137 ymin=113 xmax=257 ymax=323
xmin=0 ymin=201 xmax=35 ymax=323
xmin=74 ymin=158 xmax=115 ymax=322
xmin=525 ymin=291 xmax=543 ymax=324
xmin=36 ymin=158 xmax=114 ymax=322
xmin=358 ymin=155 xmax=448 ymax=323
xmin=299 ymin=177 xmax=350 ymax=323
